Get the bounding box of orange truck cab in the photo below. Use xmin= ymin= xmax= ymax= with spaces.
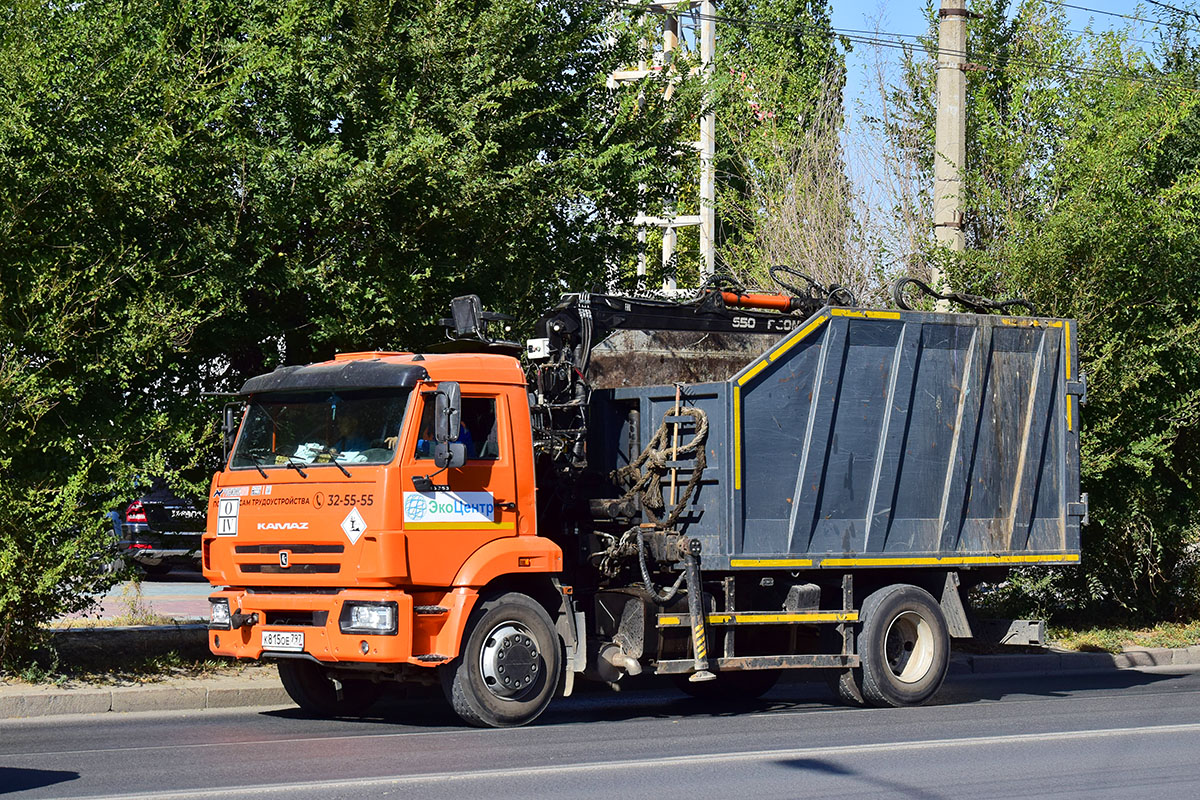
xmin=204 ymin=350 xmax=566 ymax=727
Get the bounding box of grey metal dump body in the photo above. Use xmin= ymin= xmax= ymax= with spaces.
xmin=598 ymin=307 xmax=1084 ymax=570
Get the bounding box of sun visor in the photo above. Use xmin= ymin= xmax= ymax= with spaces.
xmin=239 ymin=360 xmax=429 ymax=395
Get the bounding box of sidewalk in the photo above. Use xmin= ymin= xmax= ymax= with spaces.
xmin=4 ymin=625 xmax=1200 ymax=720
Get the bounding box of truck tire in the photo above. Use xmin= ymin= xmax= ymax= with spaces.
xmin=672 ymin=669 xmax=780 ymax=701
xmin=856 ymin=584 xmax=949 ymax=708
xmin=277 ymin=660 xmax=377 ymax=717
xmin=825 ymin=669 xmax=865 ymax=707
xmin=441 ymin=592 xmax=562 ymax=728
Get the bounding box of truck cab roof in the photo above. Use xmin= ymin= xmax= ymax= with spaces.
xmin=238 ymin=350 xmax=525 ymax=395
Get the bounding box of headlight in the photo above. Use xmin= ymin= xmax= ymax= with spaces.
xmin=209 ymin=598 xmax=231 ymax=629
xmin=339 ymin=601 xmax=398 ymax=635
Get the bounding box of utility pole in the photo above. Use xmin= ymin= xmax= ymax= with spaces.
xmin=609 ymin=2 xmax=715 ymax=293
xmin=699 ymin=0 xmax=716 ymax=282
xmin=933 ymin=0 xmax=968 ymax=308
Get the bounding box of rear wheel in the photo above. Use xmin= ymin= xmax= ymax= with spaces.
xmin=277 ymin=660 xmax=378 ymax=717
xmin=857 ymin=584 xmax=949 ymax=708
xmin=441 ymin=592 xmax=562 ymax=728
xmin=672 ymin=669 xmax=780 ymax=701
xmin=825 ymin=669 xmax=865 ymax=707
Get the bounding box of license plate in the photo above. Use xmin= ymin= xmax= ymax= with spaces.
xmin=262 ymin=630 xmax=304 ymax=653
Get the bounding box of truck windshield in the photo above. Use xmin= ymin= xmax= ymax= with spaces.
xmin=231 ymin=388 xmax=412 ymax=471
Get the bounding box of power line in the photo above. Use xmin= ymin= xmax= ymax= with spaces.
xmin=611 ymin=2 xmax=1200 ymax=93
xmin=1145 ymin=0 xmax=1200 ymax=19
xmin=717 ymin=10 xmax=1200 ymax=92
xmin=1044 ymin=0 xmax=1200 ymax=34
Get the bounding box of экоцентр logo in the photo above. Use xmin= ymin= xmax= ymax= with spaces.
xmin=404 ymin=494 xmax=427 ymax=521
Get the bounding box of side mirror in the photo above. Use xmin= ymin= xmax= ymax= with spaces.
xmin=434 ymin=382 xmax=461 ymax=444
xmin=221 ymin=403 xmax=241 ymax=462
xmin=433 ymin=382 xmax=464 ymax=469
xmin=434 ymin=441 xmax=466 ymax=470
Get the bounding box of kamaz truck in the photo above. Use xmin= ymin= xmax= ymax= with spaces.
xmin=204 ymin=289 xmax=1086 ymax=727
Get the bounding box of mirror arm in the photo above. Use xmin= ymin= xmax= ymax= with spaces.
xmin=412 ymin=466 xmax=449 ymax=493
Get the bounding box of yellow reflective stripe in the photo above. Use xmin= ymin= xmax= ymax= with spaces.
xmin=1064 ymin=321 xmax=1072 ymax=380
xmin=657 ymin=612 xmax=860 ymax=627
xmin=1000 ymin=318 xmax=1064 ymax=328
xmin=819 ymin=553 xmax=1080 ymax=567
xmin=736 ymin=359 xmax=769 ymax=387
xmin=404 ymin=521 xmax=516 ymax=530
xmin=730 ymin=558 xmax=814 ymax=568
xmin=830 ymin=309 xmax=901 ymax=320
xmin=733 ymin=385 xmax=742 ymax=490
xmin=728 ymin=612 xmax=857 ymax=623
xmin=736 ymin=314 xmax=830 ymax=388
xmin=767 ymin=314 xmax=830 ymax=362
xmin=1067 ymin=395 xmax=1074 ymax=432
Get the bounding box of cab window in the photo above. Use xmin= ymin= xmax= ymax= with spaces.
xmin=414 ymin=396 xmax=500 ymax=460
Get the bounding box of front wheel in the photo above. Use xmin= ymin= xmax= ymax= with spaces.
xmin=441 ymin=592 xmax=562 ymax=728
xmin=857 ymin=584 xmax=949 ymax=708
xmin=277 ymin=660 xmax=378 ymax=717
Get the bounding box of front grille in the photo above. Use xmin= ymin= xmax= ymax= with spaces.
xmin=264 ymin=611 xmax=329 ymax=627
xmin=235 ymin=544 xmax=344 ymax=554
xmin=241 ymin=564 xmax=340 ymax=574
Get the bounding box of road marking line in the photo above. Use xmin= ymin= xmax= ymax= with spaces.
xmin=58 ymin=722 xmax=1200 ymax=800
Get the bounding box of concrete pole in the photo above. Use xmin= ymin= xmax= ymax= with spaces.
xmin=933 ymin=0 xmax=967 ymax=306
xmin=637 ymin=199 xmax=647 ymax=282
xmin=699 ymin=0 xmax=716 ymax=282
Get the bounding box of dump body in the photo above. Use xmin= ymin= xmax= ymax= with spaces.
xmin=595 ymin=307 xmax=1083 ymax=569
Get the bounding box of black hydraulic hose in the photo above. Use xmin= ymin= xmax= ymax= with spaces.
xmin=635 ymin=528 xmax=686 ymax=604
xmin=891 ymin=276 xmax=1037 ymax=316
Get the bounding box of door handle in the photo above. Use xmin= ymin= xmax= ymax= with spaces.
xmin=498 ymin=501 xmax=517 ymax=511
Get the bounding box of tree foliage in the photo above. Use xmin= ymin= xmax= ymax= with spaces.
xmin=888 ymin=0 xmax=1200 ymax=620
xmin=0 ymin=0 xmax=687 ymax=666
xmin=714 ymin=0 xmax=850 ymax=290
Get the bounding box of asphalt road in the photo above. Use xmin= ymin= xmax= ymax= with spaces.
xmin=4 ymin=666 xmax=1200 ymax=800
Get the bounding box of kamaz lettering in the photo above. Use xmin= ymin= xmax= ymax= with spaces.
xmin=256 ymin=522 xmax=309 ymax=530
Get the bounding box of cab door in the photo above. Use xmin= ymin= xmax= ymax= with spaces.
xmin=400 ymin=386 xmax=519 ymax=585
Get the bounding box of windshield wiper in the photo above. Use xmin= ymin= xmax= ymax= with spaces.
xmin=244 ymin=455 xmax=268 ymax=480
xmin=283 ymin=457 xmax=309 ymax=479
xmin=329 ymin=458 xmax=351 ymax=478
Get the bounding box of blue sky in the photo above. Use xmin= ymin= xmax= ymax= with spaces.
xmin=829 ymin=1 xmax=1188 ymax=116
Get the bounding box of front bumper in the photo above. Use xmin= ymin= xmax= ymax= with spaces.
xmin=120 ymin=523 xmax=200 ymax=564
xmin=209 ymin=588 xmax=414 ymax=664
xmin=207 ymin=588 xmax=482 ymax=670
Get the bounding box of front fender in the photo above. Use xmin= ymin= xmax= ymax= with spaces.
xmin=452 ymin=536 xmax=563 ymax=588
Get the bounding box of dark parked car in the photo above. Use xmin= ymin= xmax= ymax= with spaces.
xmin=116 ymin=486 xmax=206 ymax=575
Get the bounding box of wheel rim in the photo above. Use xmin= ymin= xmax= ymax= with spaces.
xmin=479 ymin=621 xmax=542 ymax=701
xmin=883 ymin=610 xmax=935 ymax=683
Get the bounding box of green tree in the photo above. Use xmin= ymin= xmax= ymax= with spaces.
xmin=713 ymin=1 xmax=852 ymax=292
xmin=0 ymin=0 xmax=684 ymax=667
xmin=885 ymin=0 xmax=1200 ymax=620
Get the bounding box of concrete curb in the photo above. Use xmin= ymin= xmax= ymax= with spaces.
xmin=4 ymin=628 xmax=1200 ymax=720
xmin=0 ymin=683 xmax=290 ymax=719
xmin=1 ymin=625 xmax=289 ymax=719
xmin=951 ymin=645 xmax=1200 ymax=676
